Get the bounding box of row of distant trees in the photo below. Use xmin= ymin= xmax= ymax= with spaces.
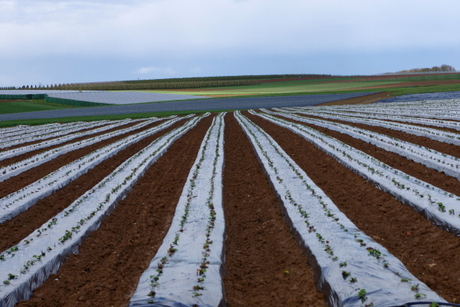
xmin=397 ymin=64 xmax=456 ymax=73
xmin=1 ymin=81 xmax=261 ymax=91
xmin=2 ymin=79 xmax=263 ymax=91
xmin=1 ymin=74 xmax=329 ymax=91
xmin=0 ymin=84 xmax=71 ymax=90
xmin=50 ymin=79 xmax=263 ymax=91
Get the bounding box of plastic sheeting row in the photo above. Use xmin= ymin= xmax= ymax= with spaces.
xmin=0 ymin=117 xmax=164 ymax=182
xmin=251 ymin=110 xmax=460 ymax=236
xmin=0 ymin=115 xmax=190 ymax=224
xmin=129 ymin=113 xmax=226 ymax=307
xmin=0 ymin=118 xmax=143 ymax=161
xmin=0 ymin=120 xmax=114 ymax=149
xmin=0 ymin=114 xmax=206 ymax=307
xmin=288 ymin=107 xmax=460 ymax=132
xmin=291 ymin=108 xmax=460 ymax=146
xmin=264 ymin=108 xmax=460 ymax=180
xmin=236 ymin=111 xmax=445 ymax=307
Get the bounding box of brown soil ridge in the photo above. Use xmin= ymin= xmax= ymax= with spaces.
xmin=317 ymin=92 xmax=392 ymax=106
xmin=328 ymin=111 xmax=460 ymax=134
xmin=268 ymin=112 xmax=460 ymax=199
xmin=6 ymin=110 xmax=460 ymax=306
xmin=223 ymin=114 xmax=325 ymax=306
xmin=0 ymin=119 xmax=168 ymax=198
xmin=247 ymin=112 xmax=460 ymax=303
xmin=1 ymin=121 xmax=132 ymax=151
xmin=16 ymin=115 xmax=214 ymax=307
xmin=0 ymin=118 xmax=188 ymax=252
xmin=299 ymin=113 xmax=460 ymax=159
xmin=0 ymin=120 xmax=147 ymax=168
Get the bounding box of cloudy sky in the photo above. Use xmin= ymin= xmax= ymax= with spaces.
xmin=1 ymin=0 xmax=459 ymax=87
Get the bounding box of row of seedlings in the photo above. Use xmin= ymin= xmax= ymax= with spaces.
xmin=264 ymin=109 xmax=460 ymax=179
xmin=0 ymin=115 xmax=192 ymax=223
xmin=299 ymin=107 xmax=460 ymax=132
xmin=0 ymin=116 xmax=168 ymax=182
xmin=292 ymin=108 xmax=460 ymax=146
xmin=0 ymin=118 xmax=145 ymax=160
xmin=252 ymin=110 xmax=460 ymax=236
xmin=0 ymin=114 xmax=208 ymax=307
xmin=235 ymin=111 xmax=445 ymax=306
xmin=0 ymin=120 xmax=117 ymax=148
xmin=129 ymin=112 xmax=226 ymax=307
xmin=0 ymin=122 xmax=92 ymax=141
xmin=0 ymin=124 xmax=59 ymax=138
xmin=324 ymin=99 xmax=460 ymax=119
xmin=342 ymin=102 xmax=460 ymax=120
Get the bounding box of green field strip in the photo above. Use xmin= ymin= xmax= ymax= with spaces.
xmin=0 ymin=101 xmax=71 ymax=115
xmin=144 ymin=80 xmax=402 ymax=96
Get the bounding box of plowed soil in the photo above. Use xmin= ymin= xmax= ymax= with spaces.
xmin=0 ymin=120 xmax=168 ymax=197
xmin=222 ymin=115 xmax=325 ymax=306
xmin=3 ymin=110 xmax=459 ymax=306
xmin=247 ymin=112 xmax=460 ymax=303
xmin=16 ymin=116 xmax=215 ymax=307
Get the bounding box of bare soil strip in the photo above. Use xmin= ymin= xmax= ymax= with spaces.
xmin=0 ymin=120 xmax=166 ymax=198
xmin=0 ymin=118 xmax=188 ymax=252
xmin=222 ymin=114 xmax=325 ymax=306
xmin=317 ymin=92 xmax=392 ymax=106
xmin=16 ymin=116 xmax=214 ymax=307
xmin=247 ymin=112 xmax=460 ymax=303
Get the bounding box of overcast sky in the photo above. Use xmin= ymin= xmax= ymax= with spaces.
xmin=1 ymin=0 xmax=459 ymax=87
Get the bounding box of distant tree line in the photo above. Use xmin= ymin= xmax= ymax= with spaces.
xmin=5 ymin=74 xmax=331 ymax=91
xmin=397 ymin=64 xmax=456 ymax=73
xmin=52 ymin=79 xmax=262 ymax=91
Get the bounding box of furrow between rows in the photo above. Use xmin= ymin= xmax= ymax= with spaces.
xmin=0 ymin=118 xmax=189 ymax=252
xmin=0 ymin=116 xmax=191 ymax=224
xmin=16 ymin=115 xmax=214 ymax=307
xmin=0 ymin=115 xmax=206 ymax=307
xmin=248 ymin=111 xmax=460 ymax=303
xmin=238 ymin=111 xmax=444 ymax=306
xmin=0 ymin=118 xmax=170 ymax=197
xmin=263 ymin=110 xmax=460 ymax=196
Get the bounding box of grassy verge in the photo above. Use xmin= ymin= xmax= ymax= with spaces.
xmin=385 ymin=83 xmax=460 ymax=96
xmin=0 ymin=100 xmax=73 ymax=114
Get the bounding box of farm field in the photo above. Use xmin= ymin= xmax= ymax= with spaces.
xmin=0 ymin=100 xmax=70 ymax=115
xmin=146 ymin=73 xmax=460 ymax=98
xmin=0 ymin=99 xmax=460 ymax=306
xmin=145 ymin=80 xmax=402 ymax=96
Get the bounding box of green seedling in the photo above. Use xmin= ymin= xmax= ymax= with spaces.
xmin=358 ymin=289 xmax=367 ymax=302
xmin=342 ymin=271 xmax=351 ymax=279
